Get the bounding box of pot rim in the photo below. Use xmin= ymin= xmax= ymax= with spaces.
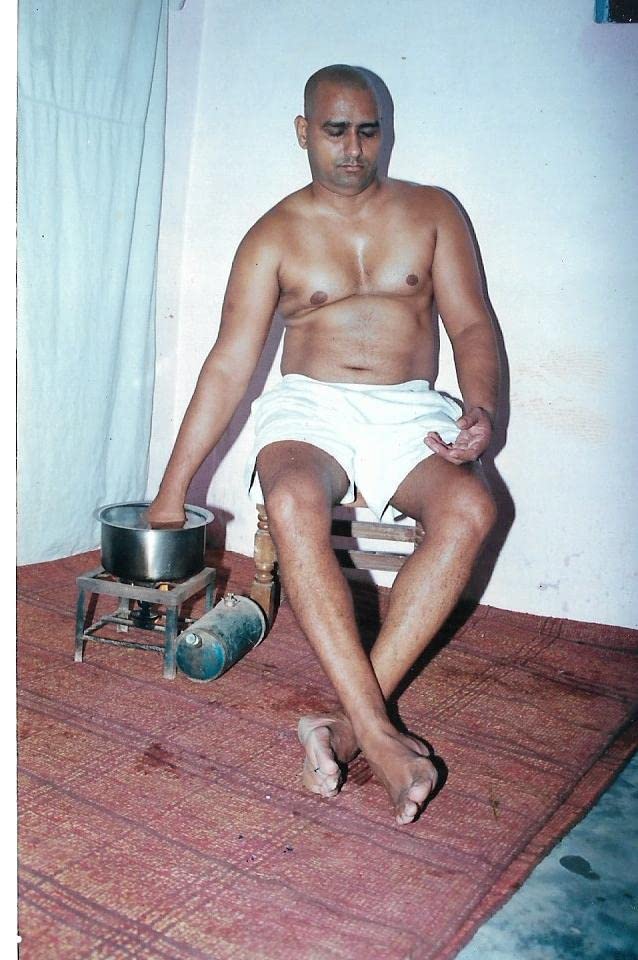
xmin=95 ymin=501 xmax=214 ymax=530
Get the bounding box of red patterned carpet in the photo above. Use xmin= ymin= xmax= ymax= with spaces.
xmin=18 ymin=549 xmax=638 ymax=960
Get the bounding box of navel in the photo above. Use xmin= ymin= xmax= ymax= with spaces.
xmin=310 ymin=290 xmax=328 ymax=305
xmin=406 ymin=274 xmax=419 ymax=286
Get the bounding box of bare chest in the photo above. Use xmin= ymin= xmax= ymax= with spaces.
xmin=278 ymin=218 xmax=436 ymax=317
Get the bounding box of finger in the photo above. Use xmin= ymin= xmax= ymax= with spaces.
xmin=426 ymin=433 xmax=478 ymax=462
xmin=429 ymin=444 xmax=468 ymax=464
xmin=425 ymin=434 xmax=452 ymax=454
xmin=442 ymin=438 xmax=485 ymax=463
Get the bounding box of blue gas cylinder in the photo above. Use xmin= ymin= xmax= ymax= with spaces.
xmin=176 ymin=593 xmax=266 ymax=682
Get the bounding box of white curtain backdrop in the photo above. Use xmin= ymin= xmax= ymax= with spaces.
xmin=18 ymin=0 xmax=171 ymax=563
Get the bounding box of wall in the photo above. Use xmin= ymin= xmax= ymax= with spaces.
xmin=149 ymin=0 xmax=638 ymax=628
xmin=147 ymin=0 xmax=206 ymax=488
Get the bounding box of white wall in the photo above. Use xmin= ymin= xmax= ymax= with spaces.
xmin=149 ymin=0 xmax=638 ymax=628
xmin=148 ymin=0 xmax=206 ymax=488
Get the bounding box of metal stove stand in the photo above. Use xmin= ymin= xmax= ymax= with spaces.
xmin=75 ymin=566 xmax=216 ymax=679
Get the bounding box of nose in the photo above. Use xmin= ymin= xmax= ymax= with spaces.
xmin=343 ymin=128 xmax=362 ymax=159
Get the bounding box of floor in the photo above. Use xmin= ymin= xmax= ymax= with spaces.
xmin=16 ymin=549 xmax=638 ymax=960
xmin=457 ymin=751 xmax=638 ymax=960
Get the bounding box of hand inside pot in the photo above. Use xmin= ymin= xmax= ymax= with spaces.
xmin=143 ymin=498 xmax=187 ymax=529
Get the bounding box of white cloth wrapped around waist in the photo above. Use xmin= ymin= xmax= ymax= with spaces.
xmin=245 ymin=373 xmax=462 ymax=520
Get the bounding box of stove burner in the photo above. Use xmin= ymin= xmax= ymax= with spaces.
xmin=129 ymin=601 xmax=161 ymax=630
xmin=74 ymin=565 xmax=216 ymax=679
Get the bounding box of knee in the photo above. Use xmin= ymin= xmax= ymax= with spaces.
xmin=426 ymin=484 xmax=497 ymax=545
xmin=263 ymin=475 xmax=331 ymax=536
xmin=464 ymin=487 xmax=498 ymax=542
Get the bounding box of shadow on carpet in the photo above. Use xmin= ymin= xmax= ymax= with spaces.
xmin=17 ymin=549 xmax=638 ymax=960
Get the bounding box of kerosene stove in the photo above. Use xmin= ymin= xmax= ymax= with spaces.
xmin=75 ymin=501 xmax=216 ymax=679
xmin=74 ymin=566 xmax=216 ymax=679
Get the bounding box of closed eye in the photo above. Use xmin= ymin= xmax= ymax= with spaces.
xmin=322 ymin=122 xmax=380 ymax=138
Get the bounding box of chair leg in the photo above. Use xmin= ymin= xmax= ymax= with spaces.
xmin=251 ymin=505 xmax=278 ymax=627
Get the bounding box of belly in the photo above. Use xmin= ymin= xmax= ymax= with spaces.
xmin=280 ymin=295 xmax=437 ymax=383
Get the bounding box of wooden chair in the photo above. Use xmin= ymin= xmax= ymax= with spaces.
xmin=250 ymin=495 xmax=424 ymax=626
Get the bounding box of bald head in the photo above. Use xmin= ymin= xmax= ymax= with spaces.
xmin=304 ymin=65 xmax=375 ymax=118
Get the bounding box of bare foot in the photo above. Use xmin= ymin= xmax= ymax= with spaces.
xmin=297 ymin=715 xmax=358 ymax=798
xmin=361 ymin=727 xmax=438 ymax=825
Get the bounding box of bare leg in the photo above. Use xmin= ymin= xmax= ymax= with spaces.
xmin=312 ymin=456 xmax=495 ymax=812
xmin=259 ymin=442 xmax=495 ymax=822
xmin=257 ymin=441 xmax=392 ymax=797
xmin=369 ymin=455 xmax=496 ymax=698
xmin=333 ymin=456 xmax=496 ymax=818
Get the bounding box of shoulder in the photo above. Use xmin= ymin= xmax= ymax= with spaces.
xmin=235 ymin=187 xmax=310 ymax=261
xmin=386 ymin=179 xmax=466 ymax=223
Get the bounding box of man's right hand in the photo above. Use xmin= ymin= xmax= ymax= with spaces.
xmin=143 ymin=498 xmax=187 ymax=529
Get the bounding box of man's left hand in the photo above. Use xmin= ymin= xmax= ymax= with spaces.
xmin=424 ymin=406 xmax=493 ymax=464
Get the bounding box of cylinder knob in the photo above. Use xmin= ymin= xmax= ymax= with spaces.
xmin=183 ymin=632 xmax=202 ymax=648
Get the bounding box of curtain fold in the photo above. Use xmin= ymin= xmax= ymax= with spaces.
xmin=17 ymin=0 xmax=169 ymax=563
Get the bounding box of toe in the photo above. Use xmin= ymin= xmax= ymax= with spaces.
xmin=396 ymin=799 xmax=419 ymax=825
xmin=304 ymin=726 xmax=340 ymax=777
xmin=395 ymin=768 xmax=436 ymax=824
xmin=315 ymin=750 xmax=340 ymax=777
xmin=302 ymin=758 xmax=340 ymax=797
xmin=298 ymin=717 xmax=344 ymax=798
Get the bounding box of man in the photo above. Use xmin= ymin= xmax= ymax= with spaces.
xmin=148 ymin=65 xmax=499 ymax=825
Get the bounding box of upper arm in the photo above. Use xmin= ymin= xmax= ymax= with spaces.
xmin=430 ymin=191 xmax=490 ymax=341
xmin=210 ymin=217 xmax=282 ymax=375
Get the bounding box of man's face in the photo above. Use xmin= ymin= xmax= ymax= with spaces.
xmin=295 ymin=82 xmax=382 ymax=196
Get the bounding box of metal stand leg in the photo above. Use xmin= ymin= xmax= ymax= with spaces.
xmin=205 ymin=578 xmax=215 ymax=612
xmin=162 ymin=607 xmax=179 ymax=680
xmin=75 ymin=589 xmax=87 ymax=662
xmin=115 ymin=597 xmax=132 ymax=632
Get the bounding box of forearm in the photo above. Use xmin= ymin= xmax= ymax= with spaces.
xmin=450 ymin=321 xmax=500 ymax=420
xmin=155 ymin=353 xmax=250 ymax=504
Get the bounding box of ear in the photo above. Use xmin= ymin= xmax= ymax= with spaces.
xmin=294 ymin=115 xmax=308 ymax=149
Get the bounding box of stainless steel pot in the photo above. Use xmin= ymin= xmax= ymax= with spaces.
xmin=97 ymin=502 xmax=213 ymax=582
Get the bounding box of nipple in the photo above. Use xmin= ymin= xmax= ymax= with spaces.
xmin=406 ymin=274 xmax=419 ymax=286
xmin=310 ymin=291 xmax=328 ymax=305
